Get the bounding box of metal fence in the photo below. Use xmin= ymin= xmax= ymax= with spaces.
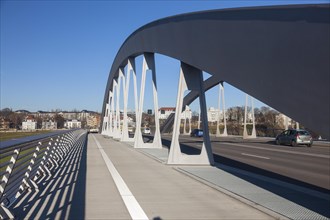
xmin=0 ymin=129 xmax=87 ymax=219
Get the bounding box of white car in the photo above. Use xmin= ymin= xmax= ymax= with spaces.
xmin=143 ymin=128 xmax=151 ymax=134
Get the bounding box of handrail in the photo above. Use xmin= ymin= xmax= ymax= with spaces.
xmin=0 ymin=129 xmax=87 ymax=219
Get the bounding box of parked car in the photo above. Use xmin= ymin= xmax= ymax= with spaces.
xmin=143 ymin=127 xmax=151 ymax=134
xmin=190 ymin=129 xmax=203 ymax=137
xmin=275 ymin=129 xmax=313 ymax=147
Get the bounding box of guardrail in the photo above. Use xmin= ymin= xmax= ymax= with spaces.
xmin=0 ymin=129 xmax=87 ymax=219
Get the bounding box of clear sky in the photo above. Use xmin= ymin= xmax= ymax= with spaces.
xmin=1 ymin=0 xmax=328 ymax=113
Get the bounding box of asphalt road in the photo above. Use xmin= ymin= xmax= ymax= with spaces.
xmin=159 ymin=135 xmax=330 ymax=192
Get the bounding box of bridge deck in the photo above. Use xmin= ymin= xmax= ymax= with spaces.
xmin=11 ymin=133 xmax=329 ymax=220
xmin=11 ymin=133 xmax=276 ymax=219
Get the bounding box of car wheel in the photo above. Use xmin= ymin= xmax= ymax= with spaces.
xmin=307 ymin=143 xmax=312 ymax=147
xmin=275 ymin=139 xmax=280 ymax=145
xmin=291 ymin=140 xmax=297 ymax=147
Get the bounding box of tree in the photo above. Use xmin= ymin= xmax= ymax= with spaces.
xmin=0 ymin=108 xmax=13 ymax=118
xmin=54 ymin=114 xmax=65 ymax=129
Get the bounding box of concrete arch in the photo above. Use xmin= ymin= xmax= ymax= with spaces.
xmin=102 ymin=4 xmax=330 ymax=139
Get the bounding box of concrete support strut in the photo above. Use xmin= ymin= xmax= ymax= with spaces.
xmin=121 ymin=58 xmax=138 ymax=142
xmin=183 ymin=106 xmax=191 ymax=135
xmin=243 ymin=94 xmax=256 ymax=139
xmin=101 ymin=102 xmax=109 ymax=135
xmin=134 ymin=53 xmax=162 ymax=149
xmin=216 ymin=82 xmax=228 ymax=137
xmin=167 ymin=62 xmax=214 ymax=165
xmin=113 ymin=67 xmax=125 ymax=140
xmin=114 ymin=76 xmax=124 ymax=140
xmin=108 ymin=90 xmax=114 ymax=137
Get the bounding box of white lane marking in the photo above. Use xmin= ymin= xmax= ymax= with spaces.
xmin=224 ymin=142 xmax=330 ymax=159
xmin=91 ymin=135 xmax=148 ymax=220
xmin=241 ymin=153 xmax=270 ymax=160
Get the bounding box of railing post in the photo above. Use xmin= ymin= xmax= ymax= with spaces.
xmin=0 ymin=149 xmax=20 ymax=201
xmin=36 ymin=141 xmax=52 ymax=178
xmin=48 ymin=138 xmax=59 ymax=170
xmin=16 ymin=142 xmax=41 ymax=199
xmin=0 ymin=148 xmax=20 ymax=219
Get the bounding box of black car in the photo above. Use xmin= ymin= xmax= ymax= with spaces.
xmin=190 ymin=129 xmax=203 ymax=137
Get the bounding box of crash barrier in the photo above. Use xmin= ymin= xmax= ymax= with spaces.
xmin=0 ymin=129 xmax=87 ymax=219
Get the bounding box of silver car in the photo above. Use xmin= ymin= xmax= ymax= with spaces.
xmin=275 ymin=129 xmax=313 ymax=147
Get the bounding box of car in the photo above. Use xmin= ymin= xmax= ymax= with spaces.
xmin=190 ymin=129 xmax=203 ymax=137
xmin=143 ymin=127 xmax=151 ymax=134
xmin=275 ymin=129 xmax=313 ymax=147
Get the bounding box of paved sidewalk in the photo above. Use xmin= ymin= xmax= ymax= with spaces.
xmin=136 ymin=140 xmax=330 ymax=220
xmin=93 ymin=134 xmax=274 ymax=220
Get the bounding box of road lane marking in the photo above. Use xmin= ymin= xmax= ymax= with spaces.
xmin=241 ymin=153 xmax=270 ymax=160
xmin=224 ymin=142 xmax=330 ymax=159
xmin=91 ymin=134 xmax=148 ymax=220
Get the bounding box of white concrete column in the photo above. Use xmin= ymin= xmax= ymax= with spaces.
xmin=121 ymin=58 xmax=138 ymax=142
xmin=102 ymin=89 xmax=112 ymax=136
xmin=243 ymin=94 xmax=256 ymax=139
xmin=114 ymin=70 xmax=125 ymax=139
xmin=183 ymin=106 xmax=190 ymax=135
xmin=111 ymin=80 xmax=119 ymax=138
xmin=216 ymin=82 xmax=228 ymax=137
xmin=167 ymin=62 xmax=214 ymax=165
xmin=134 ymin=53 xmax=162 ymax=149
xmin=108 ymin=90 xmax=114 ymax=137
xmin=101 ymin=103 xmax=109 ymax=135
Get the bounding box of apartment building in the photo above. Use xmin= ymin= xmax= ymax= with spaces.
xmin=22 ymin=116 xmax=37 ymax=130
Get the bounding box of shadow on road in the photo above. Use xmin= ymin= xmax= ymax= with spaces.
xmin=11 ymin=135 xmax=88 ymax=219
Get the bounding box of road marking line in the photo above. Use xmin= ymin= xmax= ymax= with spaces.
xmin=241 ymin=153 xmax=270 ymax=160
xmin=225 ymin=142 xmax=329 ymax=159
xmin=91 ymin=134 xmax=149 ymax=220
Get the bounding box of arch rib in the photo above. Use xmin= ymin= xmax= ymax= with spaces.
xmin=102 ymin=4 xmax=330 ymax=139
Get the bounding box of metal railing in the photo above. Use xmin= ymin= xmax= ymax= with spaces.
xmin=0 ymin=129 xmax=87 ymax=219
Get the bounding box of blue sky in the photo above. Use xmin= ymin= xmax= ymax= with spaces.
xmin=1 ymin=0 xmax=328 ymax=113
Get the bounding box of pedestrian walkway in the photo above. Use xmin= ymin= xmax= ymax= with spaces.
xmin=137 ymin=141 xmax=330 ymax=220
xmin=11 ymin=133 xmax=275 ymax=220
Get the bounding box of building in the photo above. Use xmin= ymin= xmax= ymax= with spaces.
xmin=42 ymin=120 xmax=57 ymax=130
xmin=159 ymin=107 xmax=175 ymax=119
xmin=159 ymin=106 xmax=192 ymax=120
xmin=22 ymin=116 xmax=37 ymax=130
xmin=86 ymin=115 xmax=101 ymax=129
xmin=65 ymin=120 xmax=81 ymax=129
xmin=0 ymin=117 xmax=11 ymax=130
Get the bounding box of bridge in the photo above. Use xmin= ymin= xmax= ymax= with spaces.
xmin=1 ymin=4 xmax=329 ymax=220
